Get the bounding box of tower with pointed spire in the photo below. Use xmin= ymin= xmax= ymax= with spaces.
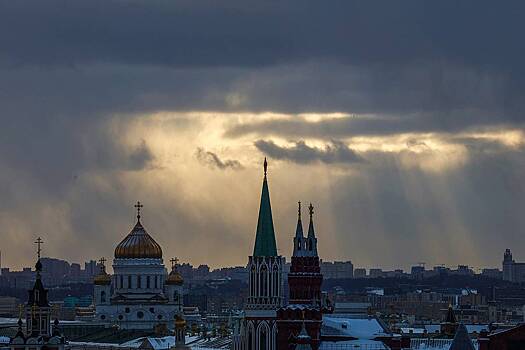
xmin=276 ymin=202 xmax=325 ymax=350
xmin=10 ymin=239 xmax=65 ymax=350
xmin=242 ymin=158 xmax=284 ymax=350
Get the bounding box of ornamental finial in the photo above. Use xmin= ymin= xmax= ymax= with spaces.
xmin=263 ymin=157 xmax=268 ymax=177
xmin=134 ymin=201 xmax=144 ymax=221
xmin=309 ymin=203 xmax=314 ymax=218
xmin=34 ymin=237 xmax=43 ymax=260
xmin=298 ymin=201 xmax=302 ymax=220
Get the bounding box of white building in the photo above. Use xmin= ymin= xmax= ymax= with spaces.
xmin=94 ymin=202 xmax=184 ymax=330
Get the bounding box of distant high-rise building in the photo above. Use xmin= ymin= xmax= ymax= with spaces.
xmin=502 ymin=249 xmax=525 ymax=283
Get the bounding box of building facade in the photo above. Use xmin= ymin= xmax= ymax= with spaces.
xmin=94 ymin=203 xmax=184 ymax=330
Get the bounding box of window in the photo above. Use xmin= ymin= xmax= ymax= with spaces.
xmin=138 ymin=275 xmax=142 ymax=289
xmin=155 ymin=276 xmax=158 ymax=288
xmin=146 ymin=276 xmax=150 ymax=288
xmin=101 ymin=291 xmax=106 ymax=303
xmin=125 ymin=307 xmax=130 ymax=313
xmin=118 ymin=315 xmax=123 ymax=320
xmin=259 ymin=327 xmax=267 ymax=350
xmin=120 ymin=275 xmax=123 ymax=289
xmin=137 ymin=311 xmax=144 ymax=319
xmin=128 ymin=275 xmax=132 ymax=289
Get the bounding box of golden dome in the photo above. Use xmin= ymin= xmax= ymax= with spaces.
xmin=94 ymin=270 xmax=112 ymax=285
xmin=175 ymin=315 xmax=186 ymax=328
xmin=166 ymin=268 xmax=184 ymax=285
xmin=114 ymin=220 xmax=163 ymax=259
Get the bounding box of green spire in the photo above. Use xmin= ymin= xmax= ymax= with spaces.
xmin=253 ymin=158 xmax=278 ymax=257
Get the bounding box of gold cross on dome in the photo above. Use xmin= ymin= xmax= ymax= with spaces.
xmin=99 ymin=257 xmax=106 ymax=267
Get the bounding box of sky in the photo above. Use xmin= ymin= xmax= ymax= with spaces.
xmin=1 ymin=1 xmax=525 ymax=271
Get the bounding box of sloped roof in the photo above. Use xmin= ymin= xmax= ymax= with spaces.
xmin=253 ymin=168 xmax=277 ymax=257
xmin=449 ymin=323 xmax=475 ymax=350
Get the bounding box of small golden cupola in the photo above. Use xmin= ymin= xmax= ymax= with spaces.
xmin=114 ymin=202 xmax=163 ymax=259
xmin=166 ymin=258 xmax=184 ymax=285
xmin=93 ymin=258 xmax=112 ymax=285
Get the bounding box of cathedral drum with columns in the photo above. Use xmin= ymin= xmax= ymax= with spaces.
xmin=94 ymin=202 xmax=184 ymax=330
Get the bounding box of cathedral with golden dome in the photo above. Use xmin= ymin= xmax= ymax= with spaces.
xmin=93 ymin=202 xmax=184 ymax=330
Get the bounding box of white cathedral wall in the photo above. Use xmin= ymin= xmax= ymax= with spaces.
xmin=95 ymin=303 xmax=181 ymax=329
xmin=112 ymin=258 xmax=167 ymax=295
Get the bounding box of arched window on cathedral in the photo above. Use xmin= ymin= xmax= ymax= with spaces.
xmin=146 ymin=276 xmax=150 ymax=288
xmin=120 ymin=275 xmax=123 ymax=289
xmin=155 ymin=275 xmax=158 ymax=288
xmin=259 ymin=325 xmax=268 ymax=350
xmin=174 ymin=291 xmax=179 ymax=303
xmin=128 ymin=275 xmax=132 ymax=289
xmin=101 ymin=291 xmax=106 ymax=303
xmin=138 ymin=275 xmax=142 ymax=289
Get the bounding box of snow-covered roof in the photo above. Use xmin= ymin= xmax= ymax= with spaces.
xmin=423 ymin=324 xmax=488 ymax=334
xmin=322 ymin=316 xmax=389 ymax=339
xmin=120 ymin=335 xmax=231 ymax=349
xmin=0 ymin=336 xmax=10 ymax=344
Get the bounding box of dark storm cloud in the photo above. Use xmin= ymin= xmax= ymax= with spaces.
xmin=195 ymin=148 xmax=243 ymax=170
xmin=1 ymin=1 xmax=524 ymax=128
xmin=1 ymin=1 xmax=524 ymax=69
xmin=255 ymin=140 xmax=362 ymax=165
xmin=1 ymin=0 xmax=525 ymax=268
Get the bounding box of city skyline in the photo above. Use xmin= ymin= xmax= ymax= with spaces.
xmin=2 ymin=2 xmax=525 ymax=271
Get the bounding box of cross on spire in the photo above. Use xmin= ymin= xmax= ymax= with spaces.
xmin=34 ymin=237 xmax=43 ymax=260
xmin=99 ymin=257 xmax=106 ymax=267
xmin=134 ymin=201 xmax=144 ymax=221
xmin=263 ymin=157 xmax=268 ymax=177
xmin=170 ymin=257 xmax=179 ymax=269
xmin=298 ymin=201 xmax=302 ymax=219
xmin=308 ymin=203 xmax=314 ymax=217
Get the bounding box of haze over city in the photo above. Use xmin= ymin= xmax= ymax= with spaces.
xmin=1 ymin=1 xmax=525 ymax=272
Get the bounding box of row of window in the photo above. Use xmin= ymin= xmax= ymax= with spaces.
xmin=249 ymin=265 xmax=281 ymax=298
xmin=117 ymin=274 xmax=162 ymax=289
